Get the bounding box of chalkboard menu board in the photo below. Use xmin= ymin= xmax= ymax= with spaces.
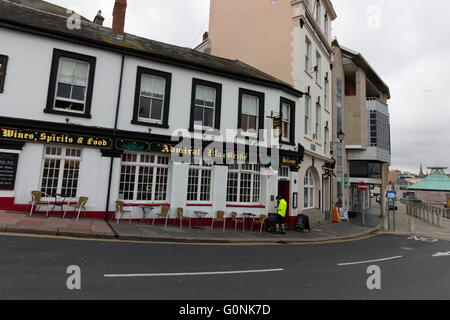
xmin=0 ymin=152 xmax=19 ymax=190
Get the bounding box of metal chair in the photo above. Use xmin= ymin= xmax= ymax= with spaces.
xmin=251 ymin=214 xmax=267 ymax=233
xmin=63 ymin=197 xmax=88 ymax=221
xmin=152 ymin=206 xmax=170 ymax=227
xmin=231 ymin=212 xmax=245 ymax=232
xmin=115 ymin=200 xmax=132 ymax=224
xmin=211 ymin=211 xmax=226 ymax=231
xmin=28 ymin=191 xmax=50 ymax=217
xmin=177 ymin=207 xmax=191 ymax=229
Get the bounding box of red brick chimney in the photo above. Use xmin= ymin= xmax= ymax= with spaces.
xmin=112 ymin=0 xmax=127 ymax=36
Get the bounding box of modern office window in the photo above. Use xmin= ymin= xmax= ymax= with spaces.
xmin=133 ymin=67 xmax=172 ymax=128
xmin=187 ymin=161 xmax=213 ymax=202
xmin=226 ymin=164 xmax=261 ymax=204
xmin=280 ymin=97 xmax=296 ymax=145
xmin=304 ymin=168 xmax=315 ymax=209
xmin=40 ymin=146 xmax=82 ymax=198
xmin=305 ymin=95 xmax=311 ymax=136
xmin=119 ymin=153 xmax=170 ymax=202
xmin=0 ymin=55 xmax=8 ymax=93
xmin=315 ymin=103 xmax=321 ymax=140
xmin=190 ymin=79 xmax=222 ymax=131
xmin=305 ymin=37 xmax=312 ymax=73
xmin=369 ymin=110 xmax=391 ymax=149
xmin=238 ymin=88 xmax=264 ymax=135
xmin=46 ymin=49 xmax=96 ymax=118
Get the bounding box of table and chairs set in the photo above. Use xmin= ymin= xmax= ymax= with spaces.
xmin=27 ymin=191 xmax=89 ymax=221
xmin=26 ymin=191 xmax=268 ymax=232
xmin=114 ymin=202 xmax=268 ymax=233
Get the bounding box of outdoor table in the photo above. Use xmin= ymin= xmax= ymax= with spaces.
xmin=50 ymin=193 xmax=68 ymax=215
xmin=138 ymin=206 xmax=155 ymax=223
xmin=242 ymin=212 xmax=257 ymax=230
xmin=193 ymin=211 xmax=209 ymax=228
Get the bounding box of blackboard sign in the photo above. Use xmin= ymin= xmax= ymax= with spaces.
xmin=0 ymin=152 xmax=19 ymax=190
xmin=295 ymin=214 xmax=311 ymax=233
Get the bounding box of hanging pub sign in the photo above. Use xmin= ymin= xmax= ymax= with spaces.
xmin=0 ymin=127 xmax=112 ymax=149
xmin=0 ymin=152 xmax=19 ymax=190
xmin=281 ymin=155 xmax=302 ymax=167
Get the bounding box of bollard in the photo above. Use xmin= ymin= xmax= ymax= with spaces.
xmin=409 ymin=217 xmax=415 ymax=233
xmin=432 ymin=209 xmax=437 ymax=226
xmin=437 ymin=212 xmax=442 ymax=228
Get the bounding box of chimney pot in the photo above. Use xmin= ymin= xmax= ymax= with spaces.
xmin=112 ymin=0 xmax=127 ymax=36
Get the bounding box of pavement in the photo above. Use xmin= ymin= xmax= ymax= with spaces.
xmin=0 ymin=206 xmax=383 ymax=244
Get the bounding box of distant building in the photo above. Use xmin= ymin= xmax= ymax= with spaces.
xmin=408 ymin=167 xmax=450 ymax=205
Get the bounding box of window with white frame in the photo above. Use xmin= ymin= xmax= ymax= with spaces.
xmin=187 ymin=161 xmax=213 ymax=202
xmin=281 ymin=102 xmax=291 ymax=141
xmin=279 ymin=166 xmax=289 ymax=178
xmin=54 ymin=58 xmax=89 ymax=113
xmin=305 ymin=96 xmax=311 ymax=136
xmin=194 ymin=85 xmax=216 ymax=128
xmin=315 ymin=1 xmax=321 ymax=24
xmin=315 ymin=52 xmax=321 ymax=84
xmin=138 ymin=74 xmax=166 ymax=123
xmin=305 ymin=37 xmax=312 ymax=73
xmin=324 ymin=15 xmax=329 ymax=39
xmin=315 ymin=103 xmax=321 ymax=140
xmin=226 ymin=164 xmax=261 ymax=204
xmin=40 ymin=146 xmax=82 ymax=198
xmin=324 ymin=78 xmax=329 ymax=110
xmin=119 ymin=153 xmax=170 ymax=202
xmin=324 ymin=127 xmax=329 ymax=155
xmin=241 ymin=94 xmax=259 ymax=133
xmin=304 ymin=168 xmax=315 ymax=209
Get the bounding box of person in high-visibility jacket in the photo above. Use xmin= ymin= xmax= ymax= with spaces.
xmin=276 ymin=195 xmax=287 ymax=234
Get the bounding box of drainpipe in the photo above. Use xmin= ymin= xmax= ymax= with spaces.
xmin=104 ymin=52 xmax=125 ymax=221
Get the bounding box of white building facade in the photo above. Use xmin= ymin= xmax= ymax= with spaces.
xmin=0 ymin=1 xmax=304 ymax=225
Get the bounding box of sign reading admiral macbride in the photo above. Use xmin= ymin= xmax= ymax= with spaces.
xmin=0 ymin=128 xmax=112 ymax=149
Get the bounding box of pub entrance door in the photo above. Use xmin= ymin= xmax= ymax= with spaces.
xmin=278 ymin=180 xmax=290 ymax=220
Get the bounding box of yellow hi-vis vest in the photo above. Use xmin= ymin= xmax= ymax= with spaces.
xmin=277 ymin=199 xmax=287 ymax=218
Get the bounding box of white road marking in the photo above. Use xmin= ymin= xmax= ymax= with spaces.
xmin=432 ymin=252 xmax=450 ymax=257
xmin=400 ymin=247 xmax=415 ymax=251
xmin=337 ymin=256 xmax=403 ymax=266
xmin=104 ymin=268 xmax=285 ymax=278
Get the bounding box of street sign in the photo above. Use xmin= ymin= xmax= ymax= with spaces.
xmin=386 ymin=191 xmax=397 ymax=199
xmin=358 ymin=182 xmax=368 ymax=191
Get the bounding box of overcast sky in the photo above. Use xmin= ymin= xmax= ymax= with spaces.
xmin=48 ymin=0 xmax=450 ymax=175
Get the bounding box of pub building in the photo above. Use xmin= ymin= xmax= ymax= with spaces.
xmin=0 ymin=0 xmax=309 ymax=227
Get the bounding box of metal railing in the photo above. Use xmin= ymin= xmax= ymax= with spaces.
xmin=400 ymin=199 xmax=450 ymax=228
